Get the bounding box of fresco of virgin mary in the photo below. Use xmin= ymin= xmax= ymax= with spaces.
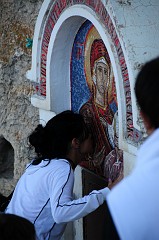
xmin=71 ymin=20 xmax=123 ymax=181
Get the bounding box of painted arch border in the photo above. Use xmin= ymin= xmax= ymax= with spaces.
xmin=26 ymin=0 xmax=140 ymax=151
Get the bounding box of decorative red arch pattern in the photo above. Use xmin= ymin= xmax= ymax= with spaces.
xmin=37 ymin=0 xmax=141 ymax=143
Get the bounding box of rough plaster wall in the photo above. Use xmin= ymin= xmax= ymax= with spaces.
xmin=106 ymin=0 xmax=159 ymax=91
xmin=106 ymin=0 xmax=159 ymax=64
xmin=0 ymin=0 xmax=43 ymax=196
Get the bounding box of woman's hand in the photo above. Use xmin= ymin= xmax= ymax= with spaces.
xmin=108 ymin=172 xmax=124 ymax=190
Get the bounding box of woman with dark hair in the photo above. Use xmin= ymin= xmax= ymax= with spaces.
xmin=5 ymin=110 xmax=111 ymax=240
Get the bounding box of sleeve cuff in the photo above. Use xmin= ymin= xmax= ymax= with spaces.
xmin=99 ymin=187 xmax=110 ymax=200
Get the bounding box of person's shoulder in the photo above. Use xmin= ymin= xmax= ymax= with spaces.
xmin=51 ymin=159 xmax=72 ymax=172
xmin=49 ymin=160 xmax=73 ymax=182
xmin=53 ymin=159 xmax=70 ymax=166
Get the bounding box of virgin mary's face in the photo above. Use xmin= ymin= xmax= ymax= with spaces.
xmin=95 ymin=61 xmax=109 ymax=95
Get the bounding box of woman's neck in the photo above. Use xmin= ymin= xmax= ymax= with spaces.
xmin=65 ymin=156 xmax=77 ymax=170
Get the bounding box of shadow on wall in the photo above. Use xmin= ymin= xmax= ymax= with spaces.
xmin=0 ymin=136 xmax=14 ymax=179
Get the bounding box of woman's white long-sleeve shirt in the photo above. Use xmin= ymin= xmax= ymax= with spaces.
xmin=6 ymin=159 xmax=109 ymax=240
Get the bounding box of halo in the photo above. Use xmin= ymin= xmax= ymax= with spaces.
xmin=84 ymin=26 xmax=101 ymax=91
xmin=84 ymin=25 xmax=116 ymax=105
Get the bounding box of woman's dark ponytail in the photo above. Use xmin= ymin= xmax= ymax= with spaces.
xmin=29 ymin=124 xmax=46 ymax=160
xmin=29 ymin=110 xmax=90 ymax=165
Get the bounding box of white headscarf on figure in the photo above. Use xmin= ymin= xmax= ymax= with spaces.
xmin=92 ymin=57 xmax=110 ymax=87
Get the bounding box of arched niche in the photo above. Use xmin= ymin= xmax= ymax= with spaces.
xmin=27 ymin=1 xmax=142 ymax=158
xmin=0 ymin=136 xmax=14 ymax=179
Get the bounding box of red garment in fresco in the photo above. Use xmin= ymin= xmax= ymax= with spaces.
xmin=80 ymin=98 xmax=123 ymax=181
xmin=79 ymin=98 xmax=112 ymax=174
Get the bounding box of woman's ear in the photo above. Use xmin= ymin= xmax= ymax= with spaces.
xmin=140 ymin=111 xmax=154 ymax=135
xmin=71 ymin=138 xmax=80 ymax=149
